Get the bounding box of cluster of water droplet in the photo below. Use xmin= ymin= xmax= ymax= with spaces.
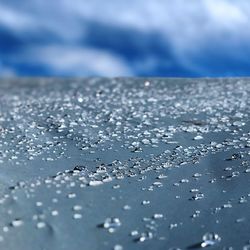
xmin=0 ymin=78 xmax=249 ymax=249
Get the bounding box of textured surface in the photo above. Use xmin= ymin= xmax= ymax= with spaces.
xmin=0 ymin=78 xmax=250 ymax=249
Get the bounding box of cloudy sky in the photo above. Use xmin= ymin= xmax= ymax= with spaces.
xmin=0 ymin=0 xmax=250 ymax=77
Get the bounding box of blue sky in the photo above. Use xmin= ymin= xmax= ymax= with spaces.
xmin=0 ymin=0 xmax=250 ymax=77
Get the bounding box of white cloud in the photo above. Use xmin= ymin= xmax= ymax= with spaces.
xmin=0 ymin=5 xmax=33 ymax=31
xmin=204 ymin=1 xmax=248 ymax=28
xmin=1 ymin=0 xmax=250 ymax=75
xmin=20 ymin=46 xmax=133 ymax=76
xmin=38 ymin=2 xmax=250 ymax=56
xmin=0 ymin=61 xmax=16 ymax=77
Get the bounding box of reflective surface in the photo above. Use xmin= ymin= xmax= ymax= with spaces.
xmin=0 ymin=78 xmax=250 ymax=249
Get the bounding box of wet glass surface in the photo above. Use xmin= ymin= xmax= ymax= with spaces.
xmin=0 ymin=78 xmax=250 ymax=249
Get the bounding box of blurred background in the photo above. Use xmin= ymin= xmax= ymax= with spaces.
xmin=0 ymin=0 xmax=250 ymax=77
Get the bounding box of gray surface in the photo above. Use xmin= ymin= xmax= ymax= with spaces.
xmin=0 ymin=78 xmax=250 ymax=249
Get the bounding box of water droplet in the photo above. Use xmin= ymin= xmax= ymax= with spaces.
xmin=123 ymin=205 xmax=131 ymax=210
xmin=73 ymin=205 xmax=82 ymax=211
xmin=89 ymin=180 xmax=103 ymax=186
xmin=191 ymin=193 xmax=204 ymax=201
xmin=130 ymin=230 xmax=139 ymax=236
xmin=51 ymin=210 xmax=59 ymax=216
xmin=101 ymin=217 xmax=121 ymax=233
xmin=73 ymin=213 xmax=82 ymax=219
xmin=201 ymin=232 xmax=221 ymax=248
xmin=11 ymin=219 xmax=23 ymax=227
xmin=243 ymin=245 xmax=250 ymax=250
xmin=113 ymin=244 xmax=123 ymax=250
xmin=136 ymin=232 xmax=153 ymax=242
xmin=194 ymin=135 xmax=203 ymax=140
xmin=67 ymin=193 xmax=76 ymax=199
xmin=153 ymin=214 xmax=163 ymax=219
xmin=142 ymin=200 xmax=150 ymax=205
xmin=36 ymin=222 xmax=46 ymax=229
xmin=36 ymin=201 xmax=43 ymax=207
